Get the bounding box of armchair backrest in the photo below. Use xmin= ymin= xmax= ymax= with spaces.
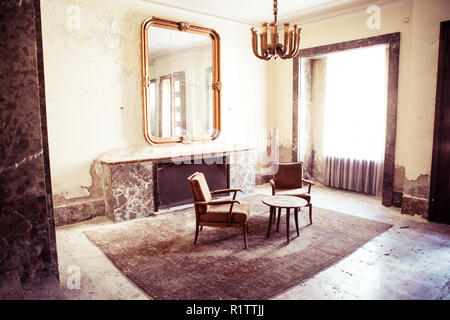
xmin=273 ymin=162 xmax=303 ymax=189
xmin=187 ymin=172 xmax=212 ymax=214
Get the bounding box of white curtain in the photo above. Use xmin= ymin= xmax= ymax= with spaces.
xmin=322 ymin=45 xmax=388 ymax=196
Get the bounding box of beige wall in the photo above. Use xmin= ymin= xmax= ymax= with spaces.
xmin=41 ymin=0 xmax=450 ymax=206
xmin=405 ymin=0 xmax=450 ymax=180
xmin=272 ymin=0 xmax=450 ymax=200
xmin=41 ymin=0 xmax=270 ymax=200
xmin=273 ymin=0 xmax=413 ymax=164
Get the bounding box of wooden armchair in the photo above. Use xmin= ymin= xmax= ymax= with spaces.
xmin=187 ymin=172 xmax=250 ymax=249
xmin=270 ymin=162 xmax=314 ymax=224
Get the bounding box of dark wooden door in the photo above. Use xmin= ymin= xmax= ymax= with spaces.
xmin=430 ymin=21 xmax=450 ymax=224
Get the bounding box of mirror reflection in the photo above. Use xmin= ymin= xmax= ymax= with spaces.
xmin=147 ymin=26 xmax=214 ymax=139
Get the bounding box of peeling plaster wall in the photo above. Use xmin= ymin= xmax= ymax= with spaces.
xmin=272 ymin=0 xmax=450 ymax=217
xmin=299 ymin=59 xmax=313 ymax=177
xmin=273 ymin=2 xmax=414 ymax=170
xmin=405 ymin=0 xmax=450 ymax=181
xmin=41 ymin=0 xmax=269 ymax=207
xmin=400 ymin=0 xmax=450 ymax=217
xmin=299 ymin=57 xmax=327 ymax=184
xmin=310 ymin=58 xmax=327 ymax=183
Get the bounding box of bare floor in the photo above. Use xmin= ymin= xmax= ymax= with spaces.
xmin=54 ymin=184 xmax=450 ymax=300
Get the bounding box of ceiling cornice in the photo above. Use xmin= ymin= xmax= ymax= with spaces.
xmin=108 ymin=0 xmax=412 ymax=29
xmin=294 ymin=0 xmax=413 ymax=29
xmin=110 ymin=0 xmax=257 ymax=27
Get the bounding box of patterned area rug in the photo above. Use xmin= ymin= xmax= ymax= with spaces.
xmin=84 ymin=194 xmax=392 ymax=300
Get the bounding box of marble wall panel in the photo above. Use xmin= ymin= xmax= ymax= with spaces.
xmin=102 ymin=162 xmax=155 ymax=222
xmin=0 ymin=0 xmax=58 ymax=282
xmin=401 ymin=196 xmax=429 ymax=219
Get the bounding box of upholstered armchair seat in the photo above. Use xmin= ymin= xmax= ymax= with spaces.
xmin=200 ymin=202 xmax=250 ymax=224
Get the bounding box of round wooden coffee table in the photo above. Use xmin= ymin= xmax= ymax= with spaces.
xmin=262 ymin=196 xmax=308 ymax=244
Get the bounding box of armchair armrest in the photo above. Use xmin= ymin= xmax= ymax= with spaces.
xmin=211 ymin=188 xmax=243 ymax=194
xmin=211 ymin=188 xmax=243 ymax=200
xmin=270 ymin=179 xmax=276 ymax=195
xmin=302 ymin=179 xmax=315 ymax=193
xmin=194 ymin=200 xmax=241 ymax=206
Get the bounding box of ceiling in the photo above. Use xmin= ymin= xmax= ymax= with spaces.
xmin=141 ymin=0 xmax=381 ymax=26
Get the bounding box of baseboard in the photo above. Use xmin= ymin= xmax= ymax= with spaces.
xmin=401 ymin=196 xmax=429 ymax=219
xmin=54 ymin=198 xmax=105 ymax=227
xmin=392 ymin=192 xmax=403 ymax=208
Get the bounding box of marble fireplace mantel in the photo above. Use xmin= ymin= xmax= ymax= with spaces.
xmin=97 ymin=142 xmax=257 ymax=223
xmin=98 ymin=142 xmax=255 ymax=164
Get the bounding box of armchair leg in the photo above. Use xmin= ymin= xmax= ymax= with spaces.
xmin=243 ymin=223 xmax=248 ymax=249
xmin=309 ymin=204 xmax=313 ymax=224
xmin=194 ymin=223 xmax=200 ymax=245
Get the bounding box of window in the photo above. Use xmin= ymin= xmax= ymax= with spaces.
xmin=151 ymin=72 xmax=186 ymax=137
xmin=323 ymin=45 xmax=388 ymax=162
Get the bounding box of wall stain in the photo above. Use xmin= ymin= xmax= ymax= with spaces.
xmin=404 ymin=174 xmax=430 ymax=199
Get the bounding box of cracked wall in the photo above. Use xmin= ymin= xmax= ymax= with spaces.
xmin=401 ymin=174 xmax=431 ymax=218
xmin=270 ymin=1 xmax=450 ymax=219
xmin=41 ymin=0 xmax=270 ymax=222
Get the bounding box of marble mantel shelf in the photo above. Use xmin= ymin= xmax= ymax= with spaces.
xmin=98 ymin=142 xmax=255 ymax=165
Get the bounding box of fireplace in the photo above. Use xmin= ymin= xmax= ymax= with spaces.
xmin=98 ymin=146 xmax=256 ymax=222
xmin=156 ymin=156 xmax=229 ymax=210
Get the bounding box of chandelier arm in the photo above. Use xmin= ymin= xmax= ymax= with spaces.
xmin=251 ymin=28 xmax=271 ymax=60
xmin=281 ymin=23 xmax=289 ymax=56
xmin=289 ymin=28 xmax=299 ymax=58
xmin=291 ymin=27 xmax=301 ymax=57
xmin=251 ymin=29 xmax=263 ymax=59
xmin=286 ymin=30 xmax=294 ymax=57
xmin=261 ymin=24 xmax=268 ymax=57
xmin=284 ymin=28 xmax=301 ymax=59
xmin=269 ymin=23 xmax=277 ymax=56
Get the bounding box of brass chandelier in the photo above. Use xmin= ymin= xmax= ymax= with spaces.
xmin=251 ymin=0 xmax=302 ymax=60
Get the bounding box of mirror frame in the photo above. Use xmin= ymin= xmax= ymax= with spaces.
xmin=141 ymin=17 xmax=222 ymax=145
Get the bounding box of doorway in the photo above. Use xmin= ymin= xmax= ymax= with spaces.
xmin=321 ymin=45 xmax=388 ymax=196
xmin=429 ymin=20 xmax=450 ymax=224
xmin=292 ymin=33 xmax=400 ymax=206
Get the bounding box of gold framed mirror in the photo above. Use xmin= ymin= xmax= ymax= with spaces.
xmin=141 ymin=17 xmax=221 ymax=145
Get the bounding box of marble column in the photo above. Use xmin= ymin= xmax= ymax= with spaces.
xmin=0 ymin=0 xmax=58 ymax=282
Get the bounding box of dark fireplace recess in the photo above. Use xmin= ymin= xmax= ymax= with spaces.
xmin=155 ymin=156 xmax=230 ymax=210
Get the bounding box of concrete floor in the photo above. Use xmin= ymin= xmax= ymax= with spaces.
xmin=53 ymin=183 xmax=450 ymax=300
